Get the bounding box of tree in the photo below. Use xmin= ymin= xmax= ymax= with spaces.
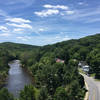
xmin=86 ymin=49 xmax=100 ymax=79
xmin=54 ymin=87 xmax=67 ymax=100
xmin=0 ymin=88 xmax=14 ymax=100
xmin=38 ymin=87 xmax=48 ymax=100
xmin=19 ymin=85 xmax=36 ymax=100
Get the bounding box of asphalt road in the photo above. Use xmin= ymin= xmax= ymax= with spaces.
xmin=82 ymin=74 xmax=100 ymax=100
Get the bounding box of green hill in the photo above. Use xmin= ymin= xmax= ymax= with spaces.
xmin=0 ymin=33 xmax=100 ymax=100
xmin=0 ymin=42 xmax=40 ymax=51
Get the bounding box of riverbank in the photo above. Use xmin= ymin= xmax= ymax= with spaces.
xmin=0 ymin=56 xmax=17 ymax=89
xmin=21 ymin=63 xmax=35 ymax=84
xmin=0 ymin=69 xmax=9 ymax=88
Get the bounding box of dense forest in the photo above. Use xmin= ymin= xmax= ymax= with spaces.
xmin=0 ymin=34 xmax=100 ymax=100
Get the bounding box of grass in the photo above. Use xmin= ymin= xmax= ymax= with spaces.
xmin=95 ymin=79 xmax=100 ymax=81
xmin=89 ymin=73 xmax=95 ymax=77
xmin=78 ymin=68 xmax=86 ymax=74
xmin=79 ymin=68 xmax=100 ymax=81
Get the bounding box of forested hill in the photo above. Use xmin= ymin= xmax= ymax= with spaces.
xmin=0 ymin=42 xmax=40 ymax=51
xmin=0 ymin=33 xmax=100 ymax=76
xmin=0 ymin=34 xmax=100 ymax=100
xmin=43 ymin=33 xmax=100 ymax=78
xmin=46 ymin=33 xmax=100 ymax=50
xmin=0 ymin=33 xmax=100 ymax=77
xmin=1 ymin=33 xmax=100 ymax=51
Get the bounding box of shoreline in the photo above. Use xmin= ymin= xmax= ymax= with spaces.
xmin=21 ymin=64 xmax=35 ymax=84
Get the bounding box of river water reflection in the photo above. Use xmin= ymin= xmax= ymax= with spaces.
xmin=5 ymin=60 xmax=32 ymax=97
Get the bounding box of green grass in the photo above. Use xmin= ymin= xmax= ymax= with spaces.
xmin=95 ymin=78 xmax=100 ymax=81
xmin=90 ymin=73 xmax=95 ymax=77
xmin=78 ymin=68 xmax=86 ymax=74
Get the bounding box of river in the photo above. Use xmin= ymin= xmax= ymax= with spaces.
xmin=5 ymin=60 xmax=33 ymax=97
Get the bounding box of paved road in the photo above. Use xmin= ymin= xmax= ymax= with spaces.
xmin=82 ymin=74 xmax=100 ymax=100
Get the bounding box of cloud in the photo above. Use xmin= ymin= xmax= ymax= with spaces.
xmin=0 ymin=26 xmax=9 ymax=32
xmin=85 ymin=18 xmax=100 ymax=23
xmin=13 ymin=28 xmax=24 ymax=32
xmin=0 ymin=26 xmax=8 ymax=31
xmin=16 ymin=36 xmax=31 ymax=41
xmin=34 ymin=4 xmax=74 ymax=17
xmin=62 ymin=7 xmax=100 ymax=23
xmin=34 ymin=9 xmax=59 ymax=17
xmin=78 ymin=2 xmax=88 ymax=6
xmin=65 ymin=10 xmax=75 ymax=15
xmin=60 ymin=10 xmax=75 ymax=16
xmin=0 ymin=33 xmax=11 ymax=37
xmin=43 ymin=35 xmax=70 ymax=45
xmin=17 ymin=37 xmax=27 ymax=41
xmin=44 ymin=4 xmax=69 ymax=10
xmin=78 ymin=2 xmax=84 ymax=5
xmin=54 ymin=33 xmax=70 ymax=42
xmin=7 ymin=23 xmax=32 ymax=29
xmin=39 ymin=28 xmax=45 ymax=32
xmin=6 ymin=18 xmax=31 ymax=23
xmin=15 ymin=31 xmax=70 ymax=46
xmin=30 ymin=26 xmax=48 ymax=35
xmin=0 ymin=9 xmax=9 ymax=18
xmin=62 ymin=36 xmax=70 ymax=41
xmin=35 ymin=33 xmax=70 ymax=45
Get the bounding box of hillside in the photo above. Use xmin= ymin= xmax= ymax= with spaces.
xmin=0 ymin=33 xmax=100 ymax=76
xmin=1 ymin=33 xmax=100 ymax=51
xmin=0 ymin=42 xmax=40 ymax=51
xmin=0 ymin=33 xmax=100 ymax=100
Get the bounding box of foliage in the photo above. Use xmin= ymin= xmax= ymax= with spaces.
xmin=0 ymin=88 xmax=14 ymax=100
xmin=1 ymin=34 xmax=100 ymax=99
xmin=19 ymin=85 xmax=36 ymax=100
xmin=54 ymin=87 xmax=67 ymax=100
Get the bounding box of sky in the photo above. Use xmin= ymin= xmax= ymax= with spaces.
xmin=0 ymin=0 xmax=100 ymax=46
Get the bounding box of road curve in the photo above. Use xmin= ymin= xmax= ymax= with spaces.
xmin=82 ymin=74 xmax=100 ymax=100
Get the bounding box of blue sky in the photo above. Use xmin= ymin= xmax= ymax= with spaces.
xmin=0 ymin=0 xmax=100 ymax=46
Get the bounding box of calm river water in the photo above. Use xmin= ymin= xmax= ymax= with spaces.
xmin=5 ymin=60 xmax=32 ymax=97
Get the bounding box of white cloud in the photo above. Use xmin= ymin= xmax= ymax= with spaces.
xmin=85 ymin=18 xmax=100 ymax=23
xmin=0 ymin=26 xmax=8 ymax=31
xmin=66 ymin=10 xmax=75 ymax=15
xmin=39 ymin=28 xmax=45 ymax=32
xmin=36 ymin=33 xmax=70 ymax=45
xmin=0 ymin=33 xmax=11 ymax=37
xmin=13 ymin=28 xmax=24 ymax=32
xmin=7 ymin=23 xmax=32 ymax=29
xmin=54 ymin=34 xmax=70 ymax=42
xmin=17 ymin=37 xmax=27 ymax=41
xmin=17 ymin=36 xmax=31 ymax=41
xmin=0 ymin=26 xmax=9 ymax=32
xmin=60 ymin=10 xmax=75 ymax=16
xmin=34 ymin=9 xmax=59 ymax=17
xmin=0 ymin=9 xmax=9 ymax=18
xmin=62 ymin=7 xmax=100 ymax=23
xmin=31 ymin=27 xmax=48 ymax=35
xmin=78 ymin=2 xmax=88 ymax=6
xmin=44 ymin=4 xmax=69 ymax=10
xmin=34 ymin=4 xmax=74 ymax=17
xmin=6 ymin=18 xmax=31 ymax=23
xmin=62 ymin=36 xmax=70 ymax=41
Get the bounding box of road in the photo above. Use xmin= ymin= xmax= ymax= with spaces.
xmin=82 ymin=74 xmax=100 ymax=100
